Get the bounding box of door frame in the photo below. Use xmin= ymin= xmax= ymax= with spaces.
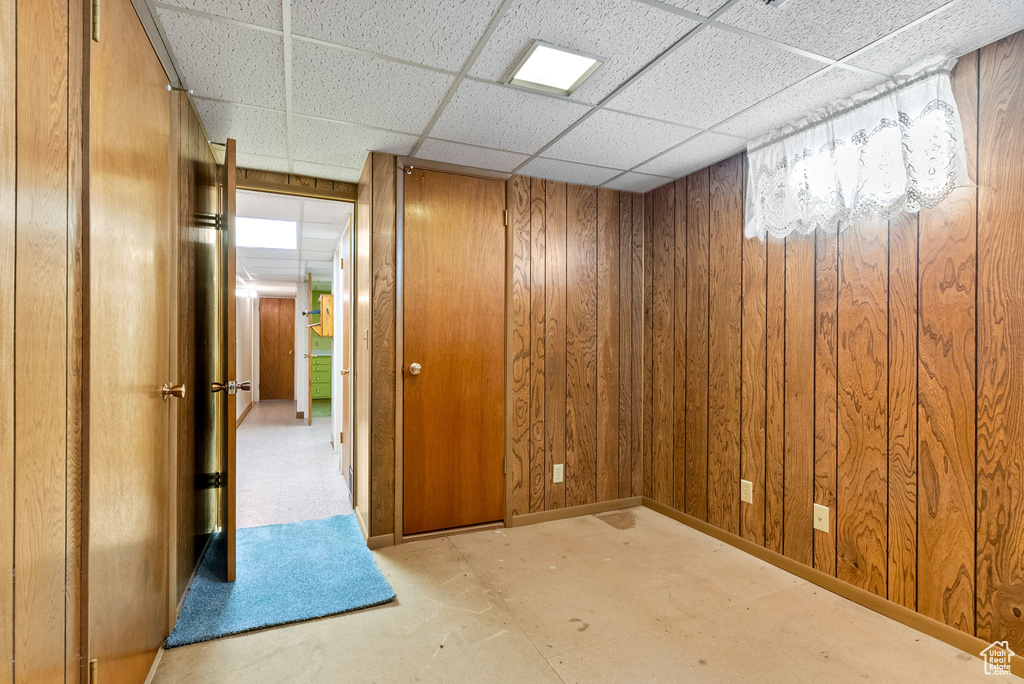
xmin=393 ymin=159 xmax=512 ymax=543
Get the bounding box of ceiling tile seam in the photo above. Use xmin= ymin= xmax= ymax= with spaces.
xmin=630 ymin=0 xmax=707 ymax=23
xmin=509 ymin=0 xmax=746 ymax=176
xmin=150 ymin=1 xmax=283 ymax=34
xmin=291 ymin=34 xmax=459 ymax=77
xmin=144 ymin=0 xmax=191 ymax=91
xmin=282 ymin=0 xmax=296 ymax=171
xmin=409 ymin=0 xmax=519 ymax=158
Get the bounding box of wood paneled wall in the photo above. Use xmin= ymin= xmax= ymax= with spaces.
xmin=2 ymin=0 xmax=86 ymax=681
xmin=509 ymin=177 xmax=643 ymax=516
xmin=642 ymin=36 xmax=1024 ymax=653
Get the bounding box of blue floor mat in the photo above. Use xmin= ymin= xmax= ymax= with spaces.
xmin=167 ymin=514 xmax=395 ymax=647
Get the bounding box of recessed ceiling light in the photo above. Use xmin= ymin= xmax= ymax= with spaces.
xmin=236 ymin=217 xmax=297 ymax=250
xmin=507 ymin=41 xmax=603 ymax=97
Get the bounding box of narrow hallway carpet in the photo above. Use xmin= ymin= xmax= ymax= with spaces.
xmin=166 ymin=514 xmax=395 ymax=647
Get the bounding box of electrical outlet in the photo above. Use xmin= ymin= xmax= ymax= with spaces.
xmin=553 ymin=464 xmax=564 ymax=484
xmin=740 ymin=479 xmax=753 ymax=504
xmin=813 ymin=503 xmax=830 ymax=532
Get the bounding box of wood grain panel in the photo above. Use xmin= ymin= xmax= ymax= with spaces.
xmin=596 ymin=188 xmax=620 ymax=502
xmin=565 ymin=184 xmax=598 ymax=507
xmin=784 ymin=234 xmax=814 ymax=565
xmin=258 ymin=298 xmax=295 ymax=399
xmin=708 ymin=157 xmax=743 ymax=533
xmin=545 ymin=181 xmax=567 ymax=510
xmin=685 ymin=169 xmax=709 ymax=520
xmin=918 ymin=53 xmax=978 ymax=633
xmin=765 ymin=235 xmax=786 ymax=554
xmin=977 ymin=32 xmax=1024 ymax=651
xmin=529 ymin=178 xmax=547 ymax=512
xmin=15 ymin=0 xmax=69 ymax=680
xmin=673 ymin=179 xmax=687 ymax=511
xmin=618 ymin=193 xmax=633 ymax=499
xmin=630 ymin=194 xmax=644 ymax=497
xmin=370 ymin=152 xmax=396 ymax=536
xmin=888 ymin=212 xmax=919 ymax=610
xmin=740 ymin=212 xmax=767 ymax=545
xmin=643 ymin=192 xmax=654 ymax=499
xmin=509 ymin=174 xmax=531 ymax=516
xmin=814 ymin=229 xmax=839 ymax=574
xmin=652 ymin=184 xmax=675 ymax=505
xmin=0 ymin=0 xmax=14 ymax=676
xmin=837 ymin=215 xmax=888 ymax=596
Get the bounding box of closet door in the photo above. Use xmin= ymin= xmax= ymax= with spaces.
xmin=403 ymin=169 xmax=505 ymax=534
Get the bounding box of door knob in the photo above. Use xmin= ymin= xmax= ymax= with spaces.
xmin=339 ymin=368 xmax=350 ymax=375
xmin=212 ymin=380 xmax=250 ymax=394
xmin=211 ymin=382 xmax=227 ymax=393
xmin=238 ymin=381 xmax=251 ymax=391
xmin=161 ymin=383 xmax=186 ymax=400
xmin=408 ymin=362 xmax=422 ymax=376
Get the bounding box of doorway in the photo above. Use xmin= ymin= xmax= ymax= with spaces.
xmin=402 ymin=168 xmax=506 ymax=534
xmin=259 ymin=297 xmax=295 ymax=400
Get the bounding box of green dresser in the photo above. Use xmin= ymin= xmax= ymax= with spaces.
xmin=312 ymin=355 xmax=331 ymax=399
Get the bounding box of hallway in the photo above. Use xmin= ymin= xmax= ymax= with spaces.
xmin=237 ymin=401 xmax=352 ymax=529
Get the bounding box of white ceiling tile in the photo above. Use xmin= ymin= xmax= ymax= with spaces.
xmin=251 ymin=274 xmax=300 ymax=282
xmin=469 ymin=0 xmax=700 ymax=104
xmin=846 ymin=0 xmax=1024 ymax=76
xmin=194 ymin=100 xmax=288 ymax=158
xmin=236 ymin=152 xmax=292 ymax=174
xmin=519 ymin=157 xmax=621 ymax=187
xmin=302 ymin=222 xmax=345 ymax=240
xmin=292 ymin=116 xmax=418 ymax=168
xmin=291 ymin=161 xmax=362 ymax=184
xmin=607 ymin=26 xmax=823 ymax=129
xmin=545 ymin=109 xmax=700 ymax=169
xmin=248 ymin=267 xmax=299 ymax=276
xmin=713 ymin=67 xmax=887 ymax=140
xmin=291 ymin=0 xmax=504 ymax=72
xmin=305 ymin=260 xmax=334 ymax=270
xmin=291 ymin=40 xmax=454 ymax=133
xmin=431 ymin=79 xmax=591 ymax=154
xmin=303 ymin=250 xmax=336 ymax=262
xmin=242 ymin=258 xmax=300 ymax=269
xmin=416 ymin=139 xmax=531 ymax=172
xmin=717 ymin=0 xmax=948 ymax=60
xmin=156 ymin=0 xmax=281 ymax=29
xmin=156 ymin=9 xmax=285 ymax=108
xmin=238 ymin=247 xmax=299 ymax=260
xmin=237 ymin=190 xmax=302 ymax=221
xmin=302 ymin=237 xmax=338 ymax=252
xmin=635 ymin=132 xmax=745 ymax=178
xmin=657 ymin=0 xmax=731 ymax=16
xmin=302 ymin=197 xmax=353 ymax=224
xmin=602 ymin=172 xmax=672 ymax=193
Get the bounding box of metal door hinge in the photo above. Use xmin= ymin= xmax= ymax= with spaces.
xmin=339 ymin=257 xmax=344 ymax=268
xmin=339 ymin=431 xmax=344 ymax=443
xmin=89 ymin=659 xmax=98 ymax=684
xmin=91 ymin=0 xmax=100 ymax=42
xmin=503 ymin=209 xmax=508 ymax=226
xmin=503 ymin=458 xmax=507 ymax=475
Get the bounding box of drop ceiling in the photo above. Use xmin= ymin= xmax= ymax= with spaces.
xmin=235 ymin=190 xmax=351 ymax=289
xmin=147 ymin=0 xmax=1024 ymax=193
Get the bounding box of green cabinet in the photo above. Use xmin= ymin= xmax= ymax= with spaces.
xmin=311 ymin=354 xmax=331 ymax=399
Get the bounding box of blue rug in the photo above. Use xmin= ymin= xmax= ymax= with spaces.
xmin=166 ymin=514 xmax=395 ymax=647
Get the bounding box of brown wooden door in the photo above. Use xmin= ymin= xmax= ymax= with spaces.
xmin=340 ymin=224 xmax=352 ymax=489
xmin=259 ymin=297 xmax=295 ymax=399
xmin=403 ymin=169 xmax=505 ymax=534
xmin=220 ymin=139 xmax=239 ymax=581
xmin=88 ymin=0 xmax=173 ymax=678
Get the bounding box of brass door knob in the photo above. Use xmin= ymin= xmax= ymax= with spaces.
xmin=238 ymin=380 xmax=252 ymax=391
xmin=211 ymin=382 xmax=227 ymax=393
xmin=339 ymin=368 xmax=350 ymax=375
xmin=408 ymin=362 xmax=422 ymax=376
xmin=162 ymin=383 xmax=186 ymax=400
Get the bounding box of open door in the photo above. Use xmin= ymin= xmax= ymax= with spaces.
xmin=340 ymin=223 xmax=353 ymax=494
xmin=307 ymin=272 xmax=313 ymax=425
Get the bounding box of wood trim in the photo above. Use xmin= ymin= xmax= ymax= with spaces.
xmin=143 ymin=646 xmax=164 ymax=684
xmin=235 ymin=401 xmax=253 ymax=428
xmin=236 ymin=168 xmax=356 ymax=202
xmin=295 ymin=411 xmax=303 ymax=420
xmin=366 ymin=534 xmax=394 ymax=550
xmin=510 ymin=497 xmax=641 ymax=527
xmin=504 ymin=176 xmax=517 ymax=527
xmin=224 ymin=138 xmax=237 ymax=582
xmin=394 ymin=158 xmax=404 ymax=545
xmin=398 ymin=157 xmax=511 ymax=181
xmin=401 ymin=521 xmax=505 ymax=543
xmin=640 ymin=497 xmax=1023 ymax=677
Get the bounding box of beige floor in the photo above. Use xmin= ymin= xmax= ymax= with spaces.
xmin=154 ymin=505 xmax=999 ymax=683
xmin=236 ymin=400 xmax=352 ymax=528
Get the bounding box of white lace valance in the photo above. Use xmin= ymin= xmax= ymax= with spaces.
xmin=745 ymin=60 xmax=970 ymax=240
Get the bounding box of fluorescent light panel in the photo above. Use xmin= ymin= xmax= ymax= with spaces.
xmin=509 ymin=42 xmax=603 ymax=96
xmin=236 ymin=217 xmax=297 ymax=250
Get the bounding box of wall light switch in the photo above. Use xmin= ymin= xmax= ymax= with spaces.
xmin=740 ymin=479 xmax=753 ymax=504
xmin=813 ymin=503 xmax=830 ymax=532
xmin=553 ymin=464 xmax=564 ymax=484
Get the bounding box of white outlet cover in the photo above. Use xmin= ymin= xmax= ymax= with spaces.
xmin=813 ymin=503 xmax=830 ymax=533
xmin=553 ymin=463 xmax=564 ymax=484
xmin=740 ymin=479 xmax=753 ymax=504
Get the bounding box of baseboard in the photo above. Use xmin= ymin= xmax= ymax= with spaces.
xmin=641 ymin=497 xmax=1024 ymax=678
xmin=143 ymin=646 xmax=164 ymax=684
xmin=367 ymin=533 xmax=394 ymax=550
xmin=510 ymin=496 xmax=642 ymax=527
xmin=236 ymin=401 xmax=253 ymax=428
xmin=295 ymin=411 xmax=303 ymax=420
